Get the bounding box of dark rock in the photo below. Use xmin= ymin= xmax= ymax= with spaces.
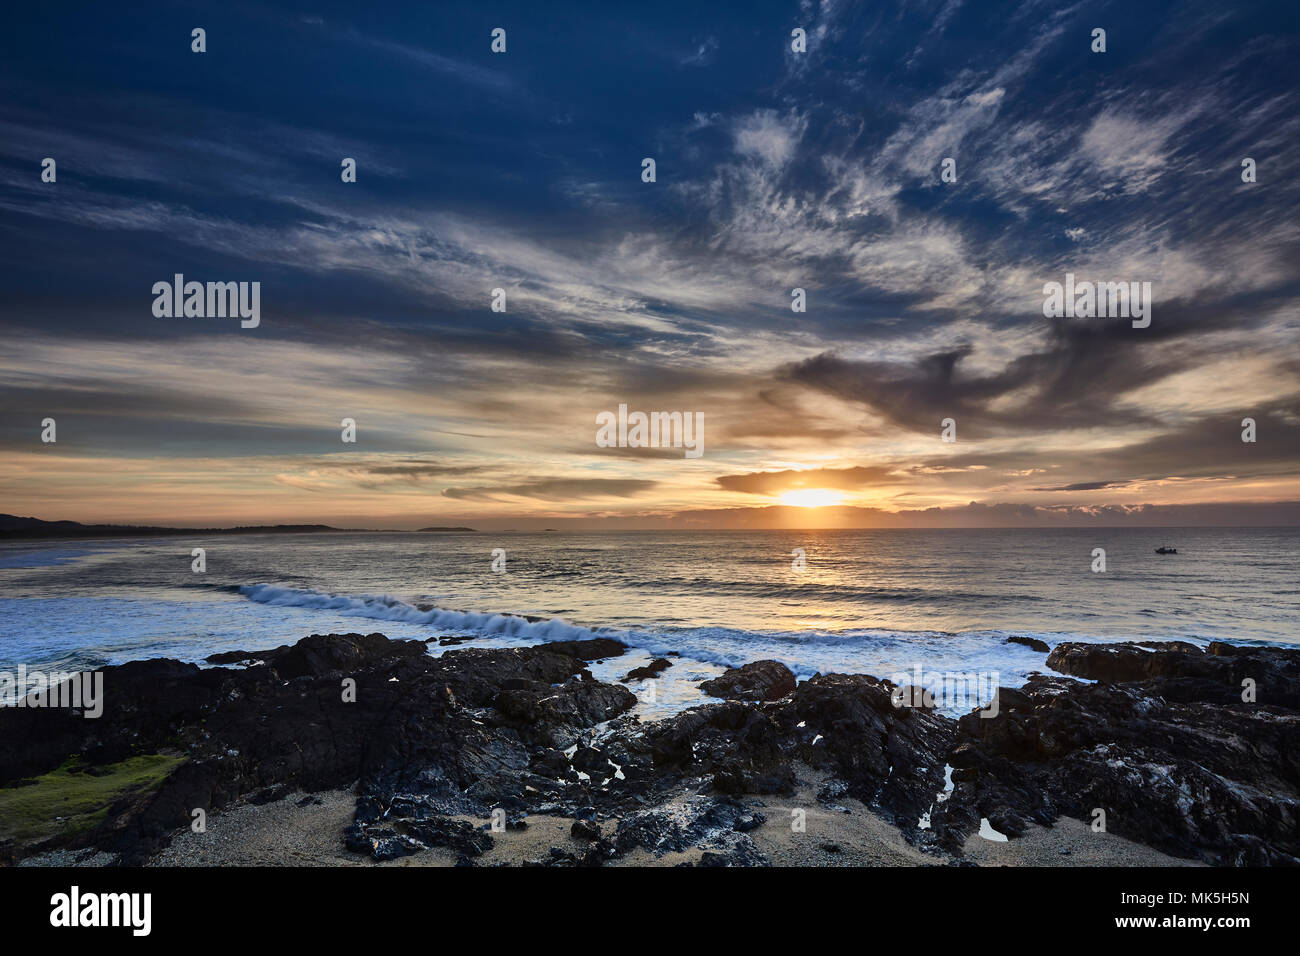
xmin=948 ymin=644 xmax=1300 ymax=865
xmin=571 ymin=819 xmax=602 ymax=841
xmin=494 ymin=676 xmax=637 ymax=748
xmin=1048 ymin=641 xmax=1300 ymax=708
xmin=571 ymin=746 xmax=610 ymax=774
xmin=1007 ymin=636 xmax=1050 ymax=653
xmin=781 ymin=673 xmax=955 ymax=830
xmin=343 ymin=824 xmax=422 ymax=861
xmin=699 ymin=660 xmax=797 ymax=702
xmin=530 ymin=749 xmax=571 ymax=779
xmin=204 ymin=650 xmax=259 ymax=665
xmin=0 ymin=632 xmax=627 ymax=863
xmin=695 ymin=837 xmax=769 ymax=867
xmin=986 ymin=806 xmax=1029 ymax=838
xmin=402 ymin=817 xmax=495 ymax=857
xmin=622 ymin=658 xmax=672 ymax=682
xmin=535 ymin=638 xmax=627 ymax=661
xmin=894 ymin=685 xmax=937 ymax=709
xmin=8 ymin=628 xmax=1296 ymax=870
xmin=230 ymin=632 xmax=429 ymax=679
xmin=613 ymin=797 xmax=769 ymax=857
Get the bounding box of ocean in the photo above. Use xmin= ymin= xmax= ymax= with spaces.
xmin=1 ymin=527 xmax=1297 ymax=717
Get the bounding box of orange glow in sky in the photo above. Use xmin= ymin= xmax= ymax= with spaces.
xmin=776 ymin=488 xmax=848 ymax=508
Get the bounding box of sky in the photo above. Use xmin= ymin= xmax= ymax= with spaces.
xmin=1 ymin=0 xmax=1297 ymax=530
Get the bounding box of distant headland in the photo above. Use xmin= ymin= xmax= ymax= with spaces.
xmin=0 ymin=515 xmax=476 ymax=540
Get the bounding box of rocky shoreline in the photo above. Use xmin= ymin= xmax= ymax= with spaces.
xmin=2 ymin=633 xmax=1297 ymax=866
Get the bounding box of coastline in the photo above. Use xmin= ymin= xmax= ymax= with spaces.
xmin=2 ymin=631 xmax=1295 ymax=868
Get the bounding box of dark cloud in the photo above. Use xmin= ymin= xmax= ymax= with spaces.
xmin=1035 ymin=480 xmax=1129 ymax=492
xmin=364 ymin=464 xmax=485 ymax=477
xmin=781 ymin=306 xmax=1259 ymax=439
xmin=921 ymin=402 xmax=1300 ymax=490
xmin=441 ymin=478 xmax=658 ymax=501
xmin=716 ymin=466 xmax=900 ymax=495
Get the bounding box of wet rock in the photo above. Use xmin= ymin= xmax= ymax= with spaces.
xmin=695 ymin=837 xmax=770 ymax=867
xmin=494 ymin=676 xmax=637 ymax=749
xmin=949 ymin=646 xmax=1300 ymax=865
xmin=402 ymin=817 xmax=495 ymax=857
xmin=1046 ymin=641 xmax=1300 ymax=708
xmin=530 ymin=748 xmax=571 ymax=779
xmin=612 ymin=796 xmax=768 ymax=857
xmin=781 ymin=673 xmax=956 ymax=830
xmin=622 ymin=659 xmax=672 ymax=682
xmin=204 ymin=650 xmax=260 ymax=665
xmin=0 ymin=633 xmax=627 ymax=863
xmin=343 ymin=824 xmax=422 ymax=861
xmin=700 ymin=660 xmax=797 ymax=702
xmin=571 ymin=746 xmax=611 ymax=774
xmin=535 ymin=638 xmax=627 ymax=661
xmin=9 ymin=629 xmax=1296 ymax=870
xmin=205 ymin=632 xmax=429 ymax=678
xmin=1007 ymin=636 xmax=1050 ymax=653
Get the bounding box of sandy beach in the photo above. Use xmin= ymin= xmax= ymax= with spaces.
xmin=119 ymin=775 xmax=1196 ymax=868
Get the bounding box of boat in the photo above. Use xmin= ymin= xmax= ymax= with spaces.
xmin=1155 ymin=546 xmax=1178 ymax=554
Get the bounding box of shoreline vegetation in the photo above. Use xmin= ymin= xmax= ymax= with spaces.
xmin=2 ymin=631 xmax=1296 ymax=867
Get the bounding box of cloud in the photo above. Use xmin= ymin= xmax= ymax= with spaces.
xmin=681 ymin=35 xmax=719 ymax=66
xmin=732 ymin=110 xmax=806 ymax=168
xmin=1077 ymin=109 xmax=1193 ymax=195
xmin=716 ymin=466 xmax=900 ymax=495
xmin=441 ymin=479 xmax=659 ymax=502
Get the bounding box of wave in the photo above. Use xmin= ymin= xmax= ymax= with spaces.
xmin=239 ymin=582 xmax=606 ymax=642
xmin=236 ymin=582 xmax=1090 ymax=682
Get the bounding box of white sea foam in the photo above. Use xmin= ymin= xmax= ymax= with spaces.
xmin=236 ymin=582 xmax=1095 ymax=715
xmin=7 ymin=527 xmax=1294 ymax=726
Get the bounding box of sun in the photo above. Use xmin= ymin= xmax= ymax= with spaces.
xmin=776 ymin=488 xmax=846 ymax=508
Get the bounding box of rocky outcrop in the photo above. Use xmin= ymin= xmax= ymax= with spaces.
xmin=1006 ymin=636 xmax=1050 ymax=653
xmin=937 ymin=644 xmax=1300 ymax=865
xmin=699 ymin=660 xmax=797 ymax=702
xmin=0 ymin=633 xmax=631 ymax=863
xmin=1045 ymin=640 xmax=1300 ymax=707
xmin=779 ymin=673 xmax=955 ymax=830
xmin=621 ymin=659 xmax=672 ymax=682
xmin=204 ymin=631 xmax=429 ymax=675
xmin=4 ymin=632 xmax=1296 ymax=868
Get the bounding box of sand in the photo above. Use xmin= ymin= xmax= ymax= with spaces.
xmin=118 ymin=776 xmax=1200 ymax=868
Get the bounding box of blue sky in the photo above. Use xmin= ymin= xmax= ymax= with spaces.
xmin=1 ymin=0 xmax=1297 ymax=528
